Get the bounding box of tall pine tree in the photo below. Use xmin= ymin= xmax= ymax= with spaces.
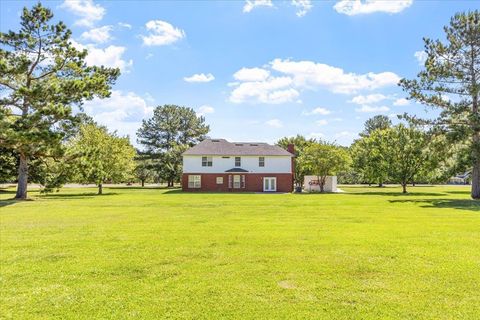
xmin=0 ymin=3 xmax=119 ymax=199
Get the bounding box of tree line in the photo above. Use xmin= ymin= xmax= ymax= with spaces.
xmin=1 ymin=4 xmax=479 ymax=199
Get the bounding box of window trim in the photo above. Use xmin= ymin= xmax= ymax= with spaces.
xmin=233 ymin=175 xmax=241 ymax=188
xmin=188 ymin=175 xmax=201 ymax=188
xmin=259 ymin=156 xmax=265 ymax=167
xmin=201 ymin=156 xmax=213 ymax=167
xmin=235 ymin=156 xmax=241 ymax=167
xmin=216 ymin=177 xmax=223 ymax=184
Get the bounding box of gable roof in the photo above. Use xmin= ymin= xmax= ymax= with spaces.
xmin=183 ymin=139 xmax=293 ymax=156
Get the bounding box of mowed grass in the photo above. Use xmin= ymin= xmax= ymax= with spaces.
xmin=0 ymin=186 xmax=479 ymax=319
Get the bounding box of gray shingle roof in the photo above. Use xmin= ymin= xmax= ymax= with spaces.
xmin=183 ymin=139 xmax=293 ymax=156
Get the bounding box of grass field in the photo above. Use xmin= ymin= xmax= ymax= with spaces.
xmin=1 ymin=185 xmax=479 ymax=319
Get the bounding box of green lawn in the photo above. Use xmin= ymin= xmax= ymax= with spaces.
xmin=1 ymin=186 xmax=479 ymax=319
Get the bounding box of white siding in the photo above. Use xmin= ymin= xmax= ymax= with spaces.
xmin=183 ymin=155 xmax=292 ymax=173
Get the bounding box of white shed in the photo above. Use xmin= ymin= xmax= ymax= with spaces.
xmin=303 ymin=176 xmax=337 ymax=192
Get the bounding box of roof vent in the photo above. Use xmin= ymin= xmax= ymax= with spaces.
xmin=235 ymin=144 xmax=243 ymax=146
xmin=212 ymin=139 xmax=220 ymax=142
xmin=250 ymin=144 xmax=258 ymax=146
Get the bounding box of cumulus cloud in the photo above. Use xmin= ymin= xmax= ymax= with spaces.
xmin=61 ymin=0 xmax=105 ymax=27
xmin=141 ymin=20 xmax=185 ymax=46
xmin=265 ymin=119 xmax=284 ymax=128
xmin=230 ymin=76 xmax=299 ymax=104
xmin=393 ymin=98 xmax=409 ymax=106
xmin=414 ymin=50 xmax=428 ymax=66
xmin=291 ymin=0 xmax=313 ymax=17
xmin=81 ymin=25 xmax=113 ymax=43
xmin=118 ymin=22 xmax=132 ymax=29
xmin=184 ymin=73 xmax=215 ymax=83
xmin=270 ymin=59 xmax=400 ymax=94
xmin=243 ymin=0 xmax=273 ymax=13
xmin=82 ymin=90 xmax=154 ymax=142
xmin=233 ymin=67 xmax=270 ymax=82
xmin=303 ymin=107 xmax=332 ymax=116
xmin=229 ymin=59 xmax=399 ymax=104
xmin=70 ymin=40 xmax=133 ymax=72
xmin=355 ymin=105 xmax=390 ymax=113
xmin=197 ymin=105 xmax=215 ymax=116
xmin=349 ymin=93 xmax=388 ymax=105
xmin=334 ymin=0 xmax=413 ymax=16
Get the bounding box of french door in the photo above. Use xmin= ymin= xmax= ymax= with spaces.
xmin=263 ymin=177 xmax=277 ymax=192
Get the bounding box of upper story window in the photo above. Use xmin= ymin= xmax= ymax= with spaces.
xmin=202 ymin=156 xmax=213 ymax=167
xmin=259 ymin=157 xmax=265 ymax=167
xmin=235 ymin=157 xmax=241 ymax=167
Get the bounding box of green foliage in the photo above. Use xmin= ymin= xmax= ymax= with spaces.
xmin=137 ymin=105 xmax=209 ymax=186
xmin=0 ymin=147 xmax=17 ymax=183
xmin=383 ymin=125 xmax=431 ymax=193
xmin=300 ymin=141 xmax=350 ymax=192
xmin=69 ymin=124 xmax=136 ymax=194
xmin=360 ymin=115 xmax=392 ymax=137
xmin=351 ymin=129 xmax=390 ymax=186
xmin=399 ymin=10 xmax=480 ymax=198
xmin=276 ymin=135 xmax=316 ymax=187
xmin=0 ymin=3 xmax=119 ymax=199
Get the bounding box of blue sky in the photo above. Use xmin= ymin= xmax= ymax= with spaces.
xmin=1 ymin=0 xmax=478 ymax=146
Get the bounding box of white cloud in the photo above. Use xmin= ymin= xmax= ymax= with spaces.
xmin=230 ymin=76 xmax=299 ymax=104
xmin=118 ymin=22 xmax=132 ymax=29
xmin=230 ymin=59 xmax=399 ymax=104
xmin=61 ymin=0 xmax=105 ymax=27
xmin=393 ymin=98 xmax=409 ymax=106
xmin=81 ymin=25 xmax=113 ymax=43
xmin=355 ymin=105 xmax=390 ymax=113
xmin=265 ymin=119 xmax=284 ymax=128
xmin=307 ymin=132 xmax=325 ymax=140
xmin=197 ymin=105 xmax=215 ymax=116
xmin=334 ymin=0 xmax=413 ymax=16
xmin=141 ymin=20 xmax=185 ymax=46
xmin=270 ymin=59 xmax=400 ymax=94
xmin=243 ymin=0 xmax=273 ymax=13
xmin=303 ymin=107 xmax=332 ymax=116
xmin=350 ymin=93 xmax=388 ymax=105
xmin=233 ymin=67 xmax=270 ymax=82
xmin=82 ymin=90 xmax=154 ymax=143
xmin=145 ymin=53 xmax=154 ymax=60
xmin=184 ymin=73 xmax=215 ymax=83
xmin=414 ymin=50 xmax=428 ymax=66
xmin=316 ymin=119 xmax=328 ymax=126
xmin=71 ymin=40 xmax=133 ymax=72
xmin=291 ymin=0 xmax=313 ymax=17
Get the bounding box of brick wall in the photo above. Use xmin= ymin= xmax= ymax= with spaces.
xmin=182 ymin=173 xmax=293 ymax=192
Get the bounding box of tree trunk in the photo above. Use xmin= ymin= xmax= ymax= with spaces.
xmin=378 ymin=182 xmax=383 ymax=187
xmin=15 ymin=153 xmax=28 ymax=200
xmin=141 ymin=179 xmax=145 ymax=187
xmin=402 ymin=182 xmax=407 ymax=194
xmin=98 ymin=183 xmax=103 ymax=195
xmin=472 ymin=156 xmax=480 ymax=199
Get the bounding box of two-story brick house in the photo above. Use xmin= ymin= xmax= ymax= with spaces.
xmin=182 ymin=139 xmax=294 ymax=192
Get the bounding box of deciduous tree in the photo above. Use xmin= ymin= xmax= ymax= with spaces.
xmin=276 ymin=135 xmax=315 ymax=188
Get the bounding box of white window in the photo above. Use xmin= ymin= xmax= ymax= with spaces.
xmin=188 ymin=175 xmax=201 ymax=188
xmin=202 ymin=156 xmax=212 ymax=167
xmin=259 ymin=157 xmax=265 ymax=167
xmin=216 ymin=177 xmax=223 ymax=184
xmin=233 ymin=175 xmax=241 ymax=188
xmin=235 ymin=157 xmax=241 ymax=167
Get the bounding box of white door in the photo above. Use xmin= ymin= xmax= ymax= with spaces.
xmin=263 ymin=177 xmax=277 ymax=192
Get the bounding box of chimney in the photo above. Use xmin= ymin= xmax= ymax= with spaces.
xmin=287 ymin=144 xmax=295 ymax=155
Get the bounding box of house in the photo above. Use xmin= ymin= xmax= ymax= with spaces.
xmin=448 ymin=172 xmax=471 ymax=185
xmin=182 ymin=139 xmax=294 ymax=192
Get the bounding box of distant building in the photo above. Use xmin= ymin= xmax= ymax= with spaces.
xmin=182 ymin=139 xmax=294 ymax=192
xmin=448 ymin=172 xmax=471 ymax=185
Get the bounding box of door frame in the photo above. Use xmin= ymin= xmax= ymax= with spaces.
xmin=263 ymin=177 xmax=277 ymax=192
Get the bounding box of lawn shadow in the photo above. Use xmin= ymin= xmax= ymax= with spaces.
xmin=108 ymin=186 xmax=174 ymax=190
xmin=389 ymin=198 xmax=480 ymax=211
xmin=42 ymin=192 xmax=118 ymax=200
xmin=0 ymin=199 xmax=17 ymax=208
xmin=349 ymin=191 xmax=446 ymax=197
